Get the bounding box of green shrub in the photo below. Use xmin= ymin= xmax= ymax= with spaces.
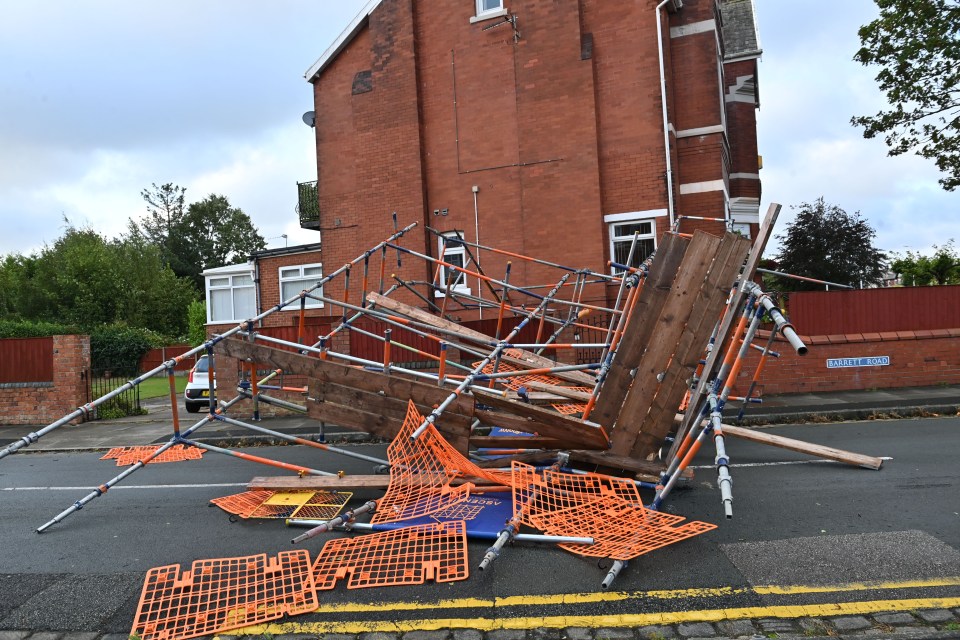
xmin=90 ymin=324 xmax=165 ymax=376
xmin=96 ymin=395 xmax=147 ymax=420
xmin=187 ymin=300 xmax=207 ymax=347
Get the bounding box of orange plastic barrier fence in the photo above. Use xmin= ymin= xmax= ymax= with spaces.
xmin=373 ymin=402 xmax=513 ymax=524
xmin=473 ymin=352 xmax=560 ymax=392
xmin=510 ymin=461 xmax=643 ymax=527
xmin=510 ymin=462 xmax=716 ymax=561
xmin=101 ymin=445 xmax=204 ymax=466
xmin=534 ymin=495 xmax=717 ymax=560
xmin=211 ymin=490 xmax=351 ymax=520
xmin=130 ymin=550 xmax=317 ymax=640
xmin=551 ymin=400 xmax=589 ymax=416
xmin=313 ymin=520 xmax=469 ymax=589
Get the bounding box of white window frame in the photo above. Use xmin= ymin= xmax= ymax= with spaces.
xmin=475 ymin=0 xmax=505 ymax=18
xmin=279 ymin=263 xmax=325 ymax=309
xmin=206 ymin=272 xmax=256 ymax=324
xmin=731 ymin=222 xmax=752 ymax=239
xmin=608 ymin=217 xmax=657 ymax=275
xmin=435 ymin=232 xmax=472 ymax=297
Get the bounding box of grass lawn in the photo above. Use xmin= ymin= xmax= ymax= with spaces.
xmin=136 ymin=375 xmax=187 ymax=399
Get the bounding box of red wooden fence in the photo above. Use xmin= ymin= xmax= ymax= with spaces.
xmin=259 ymin=322 xmax=333 ymax=354
xmin=139 ymin=345 xmax=196 ymax=373
xmin=787 ymin=285 xmax=960 ymax=336
xmin=0 ymin=336 xmax=54 ymax=383
xmin=349 ymin=319 xmax=442 ymax=364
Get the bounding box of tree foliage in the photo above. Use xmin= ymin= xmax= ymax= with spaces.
xmin=128 ymin=185 xmax=266 ymax=288
xmin=187 ymin=300 xmax=208 ymax=347
xmin=0 ymin=224 xmax=197 ymax=337
xmin=772 ymin=198 xmax=886 ymax=291
xmin=129 ymin=182 xmax=193 ymax=276
xmin=890 ymin=240 xmax=960 ymax=285
xmin=183 ymin=195 xmax=267 ymax=281
xmin=852 ymin=0 xmax=960 ymax=190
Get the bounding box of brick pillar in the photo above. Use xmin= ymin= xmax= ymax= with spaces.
xmin=52 ymin=334 xmax=91 ymax=423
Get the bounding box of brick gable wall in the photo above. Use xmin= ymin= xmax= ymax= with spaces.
xmin=308 ymin=0 xmax=752 ymax=310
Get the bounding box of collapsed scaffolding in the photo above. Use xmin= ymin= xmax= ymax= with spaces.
xmin=0 ymin=204 xmax=887 ymax=638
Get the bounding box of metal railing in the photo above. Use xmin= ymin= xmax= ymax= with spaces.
xmin=297 ymin=180 xmax=320 ymax=228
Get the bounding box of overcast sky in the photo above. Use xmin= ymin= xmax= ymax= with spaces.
xmin=0 ymin=0 xmax=954 ymax=262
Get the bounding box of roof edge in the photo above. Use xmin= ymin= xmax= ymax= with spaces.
xmin=304 ymin=0 xmax=383 ymax=82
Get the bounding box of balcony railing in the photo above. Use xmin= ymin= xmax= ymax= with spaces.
xmin=297 ymin=180 xmax=320 ymax=229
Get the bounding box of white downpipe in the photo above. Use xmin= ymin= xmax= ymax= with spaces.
xmin=656 ymin=0 xmax=676 ymax=230
xmin=473 ymin=186 xmax=483 ymax=319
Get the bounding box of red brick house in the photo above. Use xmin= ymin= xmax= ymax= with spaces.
xmin=203 ymin=243 xmax=327 ymax=337
xmin=297 ymin=0 xmax=762 ymax=309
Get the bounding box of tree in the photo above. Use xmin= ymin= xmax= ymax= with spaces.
xmin=128 ymin=187 xmax=266 ymax=289
xmin=0 ymin=224 xmax=197 ymax=337
xmin=181 ymin=194 xmax=267 ymax=284
xmin=772 ymin=198 xmax=886 ymax=290
xmin=890 ymin=240 xmax=960 ymax=285
xmin=129 ymin=182 xmax=193 ymax=275
xmin=851 ymin=0 xmax=960 ymax=190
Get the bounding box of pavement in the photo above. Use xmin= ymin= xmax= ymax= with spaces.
xmin=2 ymin=385 xmax=960 ymax=640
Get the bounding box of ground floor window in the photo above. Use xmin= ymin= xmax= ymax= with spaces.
xmin=608 ymin=218 xmax=656 ymax=274
xmin=207 ymin=273 xmax=256 ymax=323
xmin=279 ymin=264 xmax=324 ymax=307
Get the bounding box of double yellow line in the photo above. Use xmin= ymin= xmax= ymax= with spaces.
xmin=222 ymin=577 xmax=960 ymax=635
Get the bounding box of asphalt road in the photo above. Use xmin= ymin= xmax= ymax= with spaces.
xmin=0 ymin=416 xmax=958 ymax=634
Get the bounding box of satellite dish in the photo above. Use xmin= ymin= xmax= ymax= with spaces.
xmin=302 ymin=110 xmax=316 ymax=128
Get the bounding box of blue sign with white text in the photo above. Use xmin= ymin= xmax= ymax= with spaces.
xmin=826 ymin=356 xmax=890 ymax=368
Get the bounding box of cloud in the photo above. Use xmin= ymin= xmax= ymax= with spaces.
xmin=757 ymin=0 xmax=957 ymax=257
xmin=0 ymin=1 xmax=367 ymax=257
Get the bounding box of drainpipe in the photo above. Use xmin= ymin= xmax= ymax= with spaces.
xmin=656 ymin=0 xmax=677 ymax=230
xmin=251 ymin=256 xmax=262 ymax=319
xmin=473 ymin=185 xmax=483 ymax=319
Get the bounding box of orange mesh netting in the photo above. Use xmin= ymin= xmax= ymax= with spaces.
xmin=510 ymin=461 xmax=643 ymax=527
xmin=510 ymin=462 xmax=716 ymax=561
xmin=473 ymin=354 xmax=559 ymax=392
xmin=372 ymin=401 xmax=511 ymax=524
xmin=534 ymin=495 xmax=717 ymax=560
xmin=552 ymin=401 xmax=587 ymax=415
xmin=474 ymin=354 xmax=591 ymax=415
xmin=312 ymin=520 xmax=468 ymax=590
xmin=211 ymin=490 xmax=351 ymax=520
xmin=130 ymin=550 xmax=317 ymax=640
xmin=101 ymin=445 xmax=203 ymax=466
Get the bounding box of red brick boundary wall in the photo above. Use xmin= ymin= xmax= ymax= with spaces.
xmin=736 ymin=330 xmax=960 ymax=396
xmin=0 ymin=335 xmax=91 ymax=426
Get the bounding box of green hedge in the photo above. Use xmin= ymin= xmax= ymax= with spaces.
xmin=0 ymin=319 xmax=80 ymax=338
xmin=0 ymin=320 xmax=165 ymax=376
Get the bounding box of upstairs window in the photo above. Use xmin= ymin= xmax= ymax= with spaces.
xmin=436 ymin=232 xmax=471 ymax=296
xmin=207 ymin=273 xmax=256 ymax=323
xmin=476 ymin=0 xmax=504 ymax=17
xmin=609 ymin=219 xmax=656 ymax=275
xmin=279 ymin=264 xmax=324 ymax=308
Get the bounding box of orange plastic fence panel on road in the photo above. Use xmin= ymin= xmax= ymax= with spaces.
xmin=372 ymin=401 xmax=511 ymax=524
xmin=210 ymin=489 xmax=275 ymax=518
xmin=510 ymin=462 xmax=643 ymax=527
xmin=210 ymin=490 xmax=350 ymax=520
xmin=130 ymin=550 xmax=317 ymax=640
xmin=533 ymin=495 xmax=717 ymax=561
xmin=312 ymin=520 xmax=469 ymax=590
xmin=101 ymin=445 xmax=204 ymax=466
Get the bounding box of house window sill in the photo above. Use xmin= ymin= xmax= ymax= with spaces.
xmin=470 ymin=8 xmax=508 ymax=24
